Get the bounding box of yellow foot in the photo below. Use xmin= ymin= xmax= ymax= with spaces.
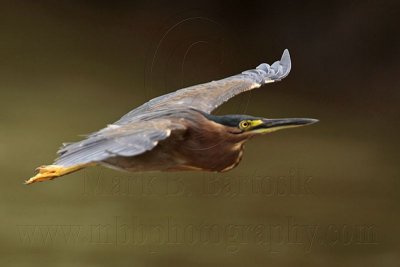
xmin=25 ymin=164 xmax=84 ymax=185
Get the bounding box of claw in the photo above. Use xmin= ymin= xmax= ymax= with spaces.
xmin=25 ymin=164 xmax=85 ymax=185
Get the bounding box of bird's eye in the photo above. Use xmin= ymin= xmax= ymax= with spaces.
xmin=239 ymin=120 xmax=251 ymax=130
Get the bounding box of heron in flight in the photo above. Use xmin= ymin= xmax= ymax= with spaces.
xmin=26 ymin=49 xmax=317 ymax=184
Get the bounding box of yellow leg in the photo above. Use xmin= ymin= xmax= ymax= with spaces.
xmin=25 ymin=164 xmax=90 ymax=185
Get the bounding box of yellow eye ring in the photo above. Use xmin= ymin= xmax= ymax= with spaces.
xmin=239 ymin=120 xmax=251 ymax=130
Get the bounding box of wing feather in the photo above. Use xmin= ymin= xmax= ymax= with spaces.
xmin=116 ymin=49 xmax=291 ymax=124
xmin=55 ymin=118 xmax=186 ymax=167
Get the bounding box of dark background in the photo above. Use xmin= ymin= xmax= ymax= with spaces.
xmin=1 ymin=0 xmax=399 ymax=266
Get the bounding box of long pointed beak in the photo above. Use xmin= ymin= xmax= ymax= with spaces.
xmin=255 ymin=118 xmax=318 ymax=133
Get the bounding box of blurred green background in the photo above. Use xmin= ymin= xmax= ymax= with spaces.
xmin=1 ymin=0 xmax=399 ymax=266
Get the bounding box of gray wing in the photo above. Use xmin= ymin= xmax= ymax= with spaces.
xmin=55 ymin=118 xmax=186 ymax=167
xmin=116 ymin=49 xmax=291 ymax=124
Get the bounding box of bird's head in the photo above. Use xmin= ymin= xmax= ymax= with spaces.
xmin=205 ymin=113 xmax=318 ymax=136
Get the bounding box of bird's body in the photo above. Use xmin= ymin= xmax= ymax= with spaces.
xmin=103 ymin=109 xmax=246 ymax=172
xmin=26 ymin=49 xmax=317 ymax=185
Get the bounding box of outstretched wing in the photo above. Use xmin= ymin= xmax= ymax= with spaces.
xmin=55 ymin=117 xmax=186 ymax=167
xmin=116 ymin=49 xmax=291 ymax=124
xmin=53 ymin=50 xmax=290 ymax=167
